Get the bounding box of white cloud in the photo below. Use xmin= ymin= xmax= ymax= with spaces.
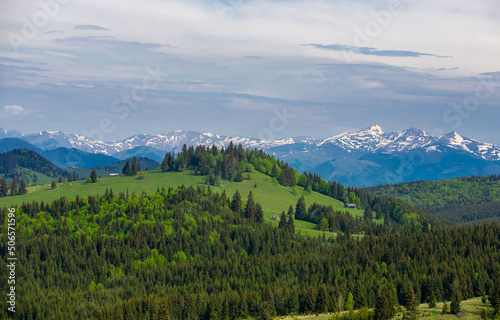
xmin=2 ymin=105 xmax=27 ymax=116
xmin=0 ymin=105 xmax=41 ymax=119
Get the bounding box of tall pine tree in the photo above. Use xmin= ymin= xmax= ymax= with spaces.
xmin=295 ymin=196 xmax=307 ymax=220
xmin=10 ymin=177 xmax=17 ymax=196
xmin=0 ymin=176 xmax=8 ymax=197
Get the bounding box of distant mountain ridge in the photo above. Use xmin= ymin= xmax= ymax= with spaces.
xmin=2 ymin=125 xmax=500 ymax=186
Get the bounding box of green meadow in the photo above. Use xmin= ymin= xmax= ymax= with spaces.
xmin=0 ymin=169 xmax=379 ymax=235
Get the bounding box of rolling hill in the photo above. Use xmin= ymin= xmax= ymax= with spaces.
xmin=0 ymin=168 xmax=370 ymax=236
xmin=0 ymin=148 xmax=69 ymax=183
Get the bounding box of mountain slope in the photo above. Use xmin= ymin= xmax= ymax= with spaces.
xmin=0 ymin=138 xmax=40 ymax=153
xmin=41 ymin=147 xmax=119 ymax=168
xmin=0 ymin=148 xmax=69 ymax=183
xmin=112 ymin=146 xmax=166 ymax=163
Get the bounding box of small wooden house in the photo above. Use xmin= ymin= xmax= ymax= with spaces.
xmin=271 ymin=215 xmax=280 ymax=221
xmin=344 ymin=203 xmax=357 ymax=209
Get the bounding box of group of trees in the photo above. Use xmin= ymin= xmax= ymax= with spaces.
xmin=0 ymin=176 xmax=27 ymax=196
xmin=278 ymin=205 xmax=295 ymax=234
xmin=122 ymin=156 xmax=142 ymax=176
xmin=1 ymin=185 xmax=500 ymax=319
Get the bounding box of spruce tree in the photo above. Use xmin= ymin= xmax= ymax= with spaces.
xmin=51 ymin=180 xmax=57 ymax=189
xmin=90 ymin=168 xmax=98 ymax=183
xmin=287 ymin=205 xmax=295 ymax=234
xmin=442 ymin=302 xmax=448 ymax=315
xmin=0 ymin=176 xmax=8 ymax=197
xmin=158 ymin=300 xmax=170 ymax=320
xmin=230 ymin=190 xmax=242 ymax=213
xmin=244 ymin=191 xmax=255 ymax=219
xmin=295 ymin=196 xmax=307 ymax=220
xmin=384 ymin=211 xmax=391 ymax=228
xmin=10 ymin=177 xmax=17 ymax=196
xmin=374 ymin=203 xmax=382 ymax=219
xmin=375 ymin=293 xmax=393 ymax=320
xmin=255 ymin=203 xmax=264 ymax=223
xmin=428 ymin=292 xmax=437 ymax=308
xmin=490 ymin=278 xmax=500 ymax=314
xmin=364 ymin=206 xmax=373 ymax=221
xmin=19 ymin=178 xmax=27 ymax=195
xmin=278 ymin=211 xmax=287 ymax=230
xmin=161 ymin=153 xmax=171 ymax=172
xmin=450 ymin=280 xmax=462 ymax=314
xmin=407 ymin=289 xmax=419 ymax=319
xmin=122 ymin=160 xmax=132 ymax=176
xmin=131 ymin=156 xmax=139 ymax=175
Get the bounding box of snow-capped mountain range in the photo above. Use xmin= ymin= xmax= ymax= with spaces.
xmin=2 ymin=125 xmax=499 ymax=161
xmin=2 ymin=125 xmax=500 ymax=186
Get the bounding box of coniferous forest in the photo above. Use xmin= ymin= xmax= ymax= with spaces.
xmin=364 ymin=175 xmax=500 ymax=224
xmin=0 ymin=144 xmax=499 ymax=319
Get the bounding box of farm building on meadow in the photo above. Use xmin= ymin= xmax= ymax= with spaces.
xmin=344 ymin=203 xmax=357 ymax=209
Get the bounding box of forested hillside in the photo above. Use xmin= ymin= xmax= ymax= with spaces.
xmin=0 ymin=148 xmax=69 ymax=184
xmin=364 ymin=175 xmax=500 ymax=224
xmin=157 ymin=143 xmax=443 ymax=229
xmin=1 ymin=187 xmax=499 ymax=319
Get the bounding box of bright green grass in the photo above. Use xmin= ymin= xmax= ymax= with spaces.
xmin=393 ymin=297 xmax=493 ymax=320
xmin=277 ymin=297 xmax=494 ymax=320
xmin=0 ymin=169 xmax=381 ymax=233
xmin=2 ymin=168 xmax=55 ymax=185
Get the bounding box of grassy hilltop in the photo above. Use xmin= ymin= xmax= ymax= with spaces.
xmin=0 ymin=169 xmax=376 ymax=236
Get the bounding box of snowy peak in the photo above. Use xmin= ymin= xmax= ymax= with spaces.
xmin=0 ymin=128 xmax=22 ymax=139
xmin=401 ymin=127 xmax=429 ymax=137
xmin=439 ymin=131 xmax=464 ymax=145
xmin=381 ymin=127 xmax=435 ymax=153
xmin=431 ymin=131 xmax=500 ymax=161
xmin=362 ymin=124 xmax=384 ymax=135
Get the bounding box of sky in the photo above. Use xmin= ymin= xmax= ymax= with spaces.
xmin=0 ymin=0 xmax=500 ymax=144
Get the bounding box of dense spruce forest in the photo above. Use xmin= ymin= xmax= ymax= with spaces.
xmin=364 ymin=175 xmax=500 ymax=224
xmin=1 ymin=186 xmax=499 ymax=319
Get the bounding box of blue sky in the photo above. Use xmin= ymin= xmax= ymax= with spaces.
xmin=1 ymin=0 xmax=500 ymax=144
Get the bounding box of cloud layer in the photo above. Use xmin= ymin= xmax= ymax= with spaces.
xmin=0 ymin=0 xmax=499 ymax=144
